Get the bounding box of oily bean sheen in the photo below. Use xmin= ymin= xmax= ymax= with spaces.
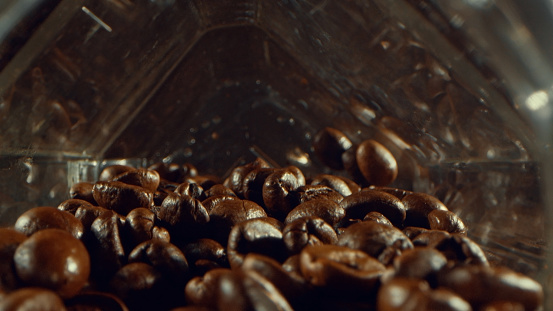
xmin=14 ymin=206 xmax=84 ymax=239
xmin=340 ymin=189 xmax=406 ymax=227
xmin=283 ymin=216 xmax=338 ymax=254
xmin=0 ymin=287 xmax=66 ymax=311
xmin=93 ymin=181 xmax=153 ymax=215
xmin=363 ymin=211 xmax=393 ymax=226
xmin=208 ymin=199 xmax=266 ymax=244
xmin=262 ymin=169 xmax=301 ymax=219
xmin=14 ymin=229 xmax=90 ymax=299
xmin=69 ymin=182 xmax=96 ymax=204
xmin=402 ymin=192 xmax=449 ymax=228
xmin=427 ymin=209 xmax=467 ymax=234
xmin=128 ymin=239 xmax=188 ymax=284
xmin=99 ymin=165 xmax=135 ymax=182
xmin=57 ymin=198 xmax=94 ymax=215
xmin=285 ymin=198 xmax=345 ymax=227
xmin=311 ymin=174 xmax=357 ymax=197
xmin=111 ymin=168 xmax=161 ymax=193
xmin=356 ymin=139 xmax=398 ymax=187
xmin=312 ymin=127 xmax=353 ymax=170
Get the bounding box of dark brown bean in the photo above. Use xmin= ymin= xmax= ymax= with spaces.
xmin=262 ymin=169 xmax=302 ymax=219
xmin=428 ymin=209 xmax=467 ymax=234
xmin=312 ymin=127 xmax=353 ymax=170
xmin=242 ymin=168 xmax=276 ymax=206
xmin=410 ymin=229 xmax=451 ymax=247
xmin=342 ymin=147 xmax=366 ymax=184
xmin=204 ymin=184 xmax=236 ymax=198
xmin=70 ymin=182 xmax=97 ymax=205
xmin=369 ymin=186 xmax=412 ymax=200
xmin=14 ymin=229 xmax=90 ymax=299
xmin=299 ymin=244 xmax=385 ymax=297
xmin=339 ymin=189 xmax=406 ymax=228
xmin=109 ymin=262 xmax=166 ymax=311
xmin=92 ymin=181 xmax=153 ymax=215
xmin=377 ymin=278 xmax=471 ymax=311
xmin=155 ymin=193 xmax=209 ymax=240
xmin=111 ymin=168 xmax=161 ymax=193
xmin=337 ymin=221 xmax=413 ymax=265
xmin=311 ymin=174 xmax=358 ymax=197
xmin=480 ymin=301 xmax=525 ymax=311
xmin=402 ymin=192 xmax=449 ymax=228
xmin=355 ymin=139 xmax=398 ymax=187
xmin=285 ymin=198 xmax=345 ymax=227
xmin=363 ymin=211 xmax=393 ymax=226
xmin=185 ymin=268 xmax=233 ymax=307
xmin=0 ymin=228 xmax=27 ymax=291
xmin=201 ymin=194 xmax=239 ymax=214
xmin=182 ymin=238 xmax=228 ymax=273
xmin=227 ymin=218 xmax=287 ymax=268
xmin=128 ymin=239 xmax=188 ymax=284
xmin=186 ymin=175 xmax=222 ymax=191
xmin=148 ymin=162 xmax=197 ymax=183
xmin=0 ymin=287 xmax=66 ymax=311
xmin=437 ymin=265 xmax=543 ymax=311
xmin=290 ymin=185 xmax=344 ymax=206
xmin=57 ymin=199 xmax=94 ymax=215
xmin=283 ymin=216 xmax=338 ymax=254
xmin=208 ymin=199 xmax=266 ymax=245
xmin=123 ymin=207 xmax=155 ymax=251
xmin=223 ymin=158 xmax=271 ymax=198
xmin=99 ymin=165 xmax=135 ymax=182
xmin=391 ymin=247 xmax=448 ymax=281
xmin=434 ymin=234 xmax=489 ymax=266
xmin=74 ymin=205 xmax=110 ymax=238
xmin=88 ymin=211 xmax=126 ymax=284
xmin=175 ymin=182 xmax=205 ymax=200
xmin=14 ymin=206 xmax=84 ymax=239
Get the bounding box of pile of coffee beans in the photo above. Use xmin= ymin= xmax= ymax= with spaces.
xmin=0 ymin=128 xmax=544 ymax=310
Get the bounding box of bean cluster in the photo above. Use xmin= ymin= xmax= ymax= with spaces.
xmin=0 ymin=128 xmax=543 ymax=311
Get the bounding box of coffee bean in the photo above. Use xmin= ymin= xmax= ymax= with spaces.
xmin=480 ymin=301 xmax=525 ymax=311
xmin=434 ymin=234 xmax=489 ymax=266
xmin=185 ymin=268 xmax=233 ymax=307
xmin=356 ymin=139 xmax=398 ymax=187
xmin=242 ymin=168 xmax=276 ymax=206
xmin=175 ymin=182 xmax=205 ymax=200
xmin=111 ymin=168 xmax=161 ymax=193
xmin=342 ymin=147 xmax=366 ymax=184
xmin=123 ymin=207 xmax=156 ymax=251
xmin=182 ymin=238 xmax=228 ymax=274
xmin=290 ymin=185 xmax=344 ymax=206
xmin=204 ymin=184 xmax=236 ymax=198
xmin=285 ymin=198 xmax=345 ymax=227
xmin=363 ymin=211 xmax=393 ymax=226
xmin=311 ymin=174 xmax=358 ymax=197
xmin=149 ymin=162 xmax=197 ymax=183
xmin=88 ymin=211 xmax=126 ymax=284
xmin=201 ymin=195 xmax=239 ymax=214
xmin=299 ymin=244 xmax=385 ymax=297
xmin=0 ymin=228 xmax=27 ymax=291
xmin=156 ymin=193 xmax=209 ymax=240
xmin=109 ymin=262 xmax=167 ymax=310
xmin=437 ymin=265 xmax=543 ymax=310
xmin=99 ymin=165 xmax=135 ymax=182
xmin=402 ymin=192 xmax=449 ymax=228
xmin=70 ymin=182 xmax=96 ymax=205
xmin=208 ymin=199 xmax=266 ymax=245
xmin=262 ymin=169 xmax=302 ymax=219
xmin=14 ymin=206 xmax=84 ymax=239
xmin=65 ymin=290 xmax=128 ymax=311
xmin=339 ymin=189 xmax=406 ymax=228
xmin=74 ymin=205 xmax=110 ymax=238
xmin=57 ymin=199 xmax=94 ymax=215
xmin=223 ymin=158 xmax=271 ymax=198
xmin=391 ymin=247 xmax=447 ymax=282
xmin=14 ymin=229 xmax=90 ymax=299
xmin=128 ymin=239 xmax=189 ymax=284
xmin=337 ymin=221 xmax=413 ymax=265
xmin=93 ymin=181 xmax=153 ymax=215
xmin=227 ymin=218 xmax=287 ymax=268
xmin=283 ymin=216 xmax=338 ymax=254
xmin=428 ymin=209 xmax=467 ymax=234
xmin=369 ymin=186 xmax=412 ymax=200
xmin=312 ymin=127 xmax=353 ymax=170
xmin=0 ymin=287 xmax=66 ymax=311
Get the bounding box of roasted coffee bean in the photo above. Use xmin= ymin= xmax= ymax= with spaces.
xmin=128 ymin=239 xmax=189 ymax=284
xmin=99 ymin=165 xmax=135 ymax=182
xmin=363 ymin=211 xmax=393 ymax=226
xmin=227 ymin=217 xmax=287 ymax=268
xmin=216 ymin=269 xmax=294 ymax=311
xmin=201 ymin=195 xmax=238 ymax=214
xmin=409 ymin=229 xmax=451 ymax=247
xmin=391 ymin=247 xmax=447 ymax=282
xmin=402 ymin=226 xmax=430 ymax=240
xmin=369 ymin=186 xmax=412 ymax=200
xmin=402 ymin=192 xmax=449 ymax=228
xmin=223 ymin=158 xmax=271 ymax=198
xmin=155 ymin=193 xmax=209 ymax=240
xmin=109 ymin=262 xmax=167 ymax=311
xmin=340 ymin=189 xmax=406 ymax=228
xmin=262 ymin=169 xmax=302 ymax=219
xmin=428 ymin=209 xmax=467 ymax=234
xmin=0 ymin=287 xmax=66 ymax=311
xmin=311 ymin=174 xmax=359 ymax=197
xmin=152 ymin=225 xmax=171 ymax=242
xmin=242 ymin=168 xmax=276 ymax=206
xmin=182 ymin=238 xmax=228 ymax=275
xmin=208 ymin=199 xmax=266 ymax=245
xmin=57 ymin=198 xmax=94 ymax=215
xmin=299 ymin=244 xmax=385 ymax=297
xmin=434 ymin=234 xmax=489 ymax=266
xmin=175 ymin=182 xmax=205 ymax=200
xmin=93 ymin=181 xmax=153 ymax=215
xmin=0 ymin=228 xmax=27 ymax=291
xmin=88 ymin=211 xmax=126 ymax=284
xmin=290 ymin=185 xmax=344 ymax=206
xmin=283 ymin=216 xmax=338 ymax=254
xmin=111 ymin=168 xmax=161 ymax=193
xmin=337 ymin=221 xmax=413 ymax=265
xmin=204 ymin=184 xmax=236 ymax=198
xmin=186 ymin=175 xmax=221 ymax=191
xmin=74 ymin=205 xmax=110 ymax=238
xmin=312 ymin=127 xmax=353 ymax=170
xmin=241 ymin=253 xmax=308 ymax=303
xmin=65 ymin=290 xmax=128 ymax=311
xmin=355 ymin=139 xmax=398 ymax=187
xmin=185 ymin=268 xmax=233 ymax=307
xmin=480 ymin=301 xmax=524 ymax=311
xmin=149 ymin=162 xmax=197 ymax=183
xmin=285 ymin=198 xmax=345 ymax=227
xmin=14 ymin=206 xmax=84 ymax=239
xmin=437 ymin=265 xmax=543 ymax=311
xmin=70 ymin=182 xmax=97 ymax=204
xmin=342 ymin=147 xmax=366 ymax=184
xmin=123 ymin=208 xmax=155 ymax=251
xmin=377 ymin=278 xmax=471 ymax=311
xmin=14 ymin=229 xmax=90 ymax=299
